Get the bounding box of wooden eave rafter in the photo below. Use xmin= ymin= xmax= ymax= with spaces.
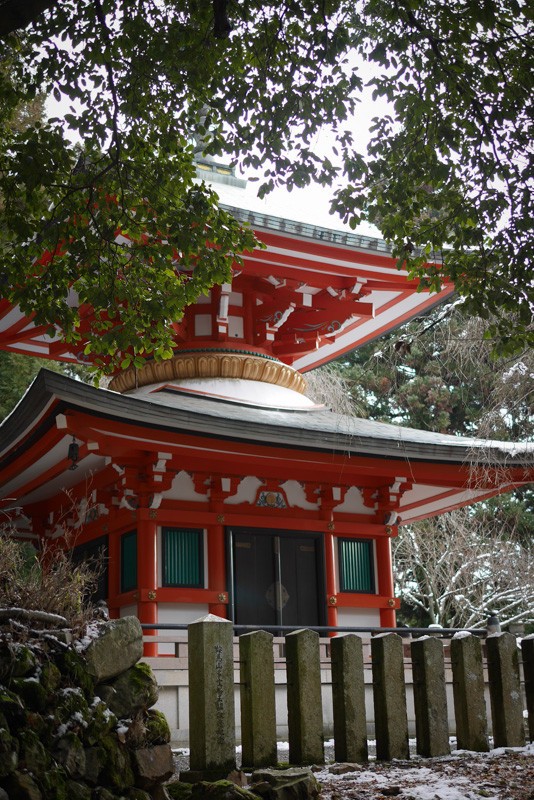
xmin=400 ymin=482 xmax=527 ymax=524
xmin=0 ymin=218 xmax=454 ymax=368
xmin=241 ymin=251 xmax=414 ymax=287
xmin=293 ymin=290 xmax=454 ymax=371
xmin=256 ymin=230 xmax=404 ymax=270
xmin=5 ymin=405 xmax=520 ymax=492
xmin=0 ymin=421 xmax=63 ymax=488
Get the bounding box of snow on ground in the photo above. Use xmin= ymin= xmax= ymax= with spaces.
xmin=172 ymin=739 xmax=534 ymax=799
xmin=316 ymin=763 xmax=475 ymax=800
xmin=308 ymin=741 xmax=534 ymax=800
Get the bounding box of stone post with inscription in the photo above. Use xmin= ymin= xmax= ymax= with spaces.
xmin=521 ymin=634 xmax=534 ymax=743
xmin=185 ymin=614 xmax=236 ymax=780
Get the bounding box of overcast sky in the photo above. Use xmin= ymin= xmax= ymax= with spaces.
xmin=47 ymin=56 xmax=391 ymax=239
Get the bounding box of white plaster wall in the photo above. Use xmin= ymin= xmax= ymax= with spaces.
xmin=337 ymin=607 xmax=381 ymax=628
xmin=160 ymin=471 xmax=380 ymax=511
xmin=228 ymin=316 xmax=244 ymax=338
xmin=280 ymin=479 xmax=318 ymax=510
xmin=158 ymin=603 xmax=210 ymax=625
xmin=194 ymin=314 xmax=212 ymax=336
xmin=224 ymin=475 xmax=262 ymax=505
xmin=156 ymin=603 xmax=210 ymax=655
xmin=333 ymin=486 xmax=369 ymax=514
xmin=166 ymin=471 xmax=208 ymax=501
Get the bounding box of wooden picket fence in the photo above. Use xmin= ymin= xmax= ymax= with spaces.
xmin=146 ymin=620 xmax=534 ymax=775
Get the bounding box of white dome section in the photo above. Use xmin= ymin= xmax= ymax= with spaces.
xmin=126 ymin=377 xmax=320 ymax=410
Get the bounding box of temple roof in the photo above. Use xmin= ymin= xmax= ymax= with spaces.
xmin=0 ymin=207 xmax=453 ymax=371
xmin=1 ymin=369 xmax=530 ymax=463
xmin=1 ymin=370 xmax=531 ymax=528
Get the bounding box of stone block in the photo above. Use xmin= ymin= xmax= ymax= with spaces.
xmin=285 ymin=629 xmax=324 ymax=765
xmin=18 ymin=729 xmax=49 ymax=778
xmin=0 ymin=727 xmax=17 ymax=778
xmin=239 ymin=630 xmax=277 ymax=768
xmin=129 ymin=789 xmax=153 ymax=800
xmin=133 ymin=743 xmax=174 ymax=788
xmin=100 ymin=733 xmax=135 ymax=790
xmin=487 ymin=632 xmax=525 ymax=747
xmin=82 ymin=746 xmax=105 ymax=784
xmin=328 ymin=763 xmax=361 ymax=775
xmin=330 ymin=634 xmax=368 ymax=763
xmin=411 ymin=636 xmax=449 ymax=757
xmin=54 ymin=732 xmax=86 ymax=779
xmin=107 ymin=662 xmax=159 ymax=717
xmin=65 ymin=780 xmax=92 ymax=800
xmin=4 ymin=770 xmax=43 ymax=800
xmin=371 ymin=633 xmax=409 ymax=761
xmin=450 ymin=633 xmax=489 ymax=752
xmin=149 ymin=786 xmax=174 ymax=800
xmin=0 ymin=642 xmax=37 ymax=680
xmin=85 ymin=617 xmax=144 ymax=682
xmin=145 ymin=708 xmax=172 ymax=745
xmin=170 ymin=780 xmax=257 ymax=799
xmin=251 ymin=767 xmax=320 ymax=800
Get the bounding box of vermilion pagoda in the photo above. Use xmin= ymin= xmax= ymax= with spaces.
xmin=1 ymin=172 xmax=532 ymax=650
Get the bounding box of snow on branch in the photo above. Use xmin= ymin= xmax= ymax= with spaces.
xmin=394 ymin=507 xmax=534 ymax=629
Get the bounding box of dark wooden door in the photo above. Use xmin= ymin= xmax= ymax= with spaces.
xmin=232 ymin=530 xmax=277 ymax=626
xmin=231 ymin=529 xmax=323 ymax=628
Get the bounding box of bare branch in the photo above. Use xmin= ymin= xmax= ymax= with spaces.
xmin=394 ymin=508 xmax=534 ymax=628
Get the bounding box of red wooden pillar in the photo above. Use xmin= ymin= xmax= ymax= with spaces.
xmin=207 ymin=523 xmax=228 ymax=618
xmin=324 ymin=529 xmax=338 ymax=630
xmin=137 ymin=509 xmax=158 ymax=656
xmin=376 ymin=532 xmax=397 ymax=628
xmin=321 ymin=490 xmax=338 ymax=633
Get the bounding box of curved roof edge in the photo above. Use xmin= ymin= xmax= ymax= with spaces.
xmin=1 ymin=369 xmax=532 ymax=471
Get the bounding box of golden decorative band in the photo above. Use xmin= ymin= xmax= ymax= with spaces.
xmin=109 ymin=351 xmax=307 ymax=394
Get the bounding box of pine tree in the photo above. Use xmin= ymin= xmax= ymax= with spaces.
xmin=328 ymin=307 xmax=534 ymax=629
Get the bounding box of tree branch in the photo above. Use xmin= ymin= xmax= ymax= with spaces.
xmin=0 ymin=607 xmax=68 ymax=626
xmin=0 ymin=0 xmax=56 ymax=38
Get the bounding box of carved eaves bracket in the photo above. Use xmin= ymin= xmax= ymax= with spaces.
xmin=362 ymin=478 xmax=412 ymax=524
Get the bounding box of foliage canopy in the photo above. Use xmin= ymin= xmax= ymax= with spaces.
xmin=0 ymin=350 xmax=90 ymax=420
xmin=0 ymin=0 xmax=532 ymax=369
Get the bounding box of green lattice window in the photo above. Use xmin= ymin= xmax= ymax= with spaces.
xmin=120 ymin=530 xmax=137 ymax=593
xmin=339 ymin=538 xmax=375 ymax=593
xmin=162 ymin=528 xmax=204 ymax=587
